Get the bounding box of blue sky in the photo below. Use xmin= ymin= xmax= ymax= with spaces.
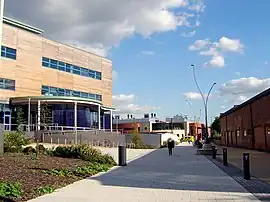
xmin=5 ymin=0 xmax=270 ymax=122
xmin=110 ymin=0 xmax=270 ymax=121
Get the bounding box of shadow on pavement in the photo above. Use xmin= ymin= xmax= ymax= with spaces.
xmin=90 ymin=145 xmax=256 ymax=195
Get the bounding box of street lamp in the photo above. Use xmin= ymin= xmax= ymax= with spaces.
xmin=185 ymin=99 xmax=196 ymax=135
xmin=191 ymin=64 xmax=216 ymax=141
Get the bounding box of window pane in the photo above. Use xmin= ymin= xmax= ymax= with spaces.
xmin=1 ymin=46 xmax=5 ymax=52
xmin=88 ymin=70 xmax=95 ymax=78
xmin=89 ymin=94 xmax=95 ymax=99
xmin=81 ymin=69 xmax=88 ymax=77
xmin=1 ymin=51 xmax=5 ymax=57
xmin=42 ymin=57 xmax=50 ymax=62
xmin=72 ymin=91 xmax=80 ymax=97
xmin=81 ymin=92 xmax=88 ymax=98
xmin=6 ymin=53 xmax=16 ymax=60
xmin=42 ymin=61 xmax=50 ymax=67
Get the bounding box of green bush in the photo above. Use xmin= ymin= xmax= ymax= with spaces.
xmin=46 ymin=162 xmax=112 ymax=178
xmin=4 ymin=131 xmax=30 ymax=153
xmin=22 ymin=146 xmax=36 ymax=154
xmin=0 ymin=182 xmax=22 ymax=198
xmin=34 ymin=186 xmax=55 ymax=195
xmin=52 ymin=144 xmax=116 ymax=166
xmin=36 ymin=144 xmax=46 ymax=154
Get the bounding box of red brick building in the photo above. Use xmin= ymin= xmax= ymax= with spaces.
xmin=220 ymin=88 xmax=270 ymax=152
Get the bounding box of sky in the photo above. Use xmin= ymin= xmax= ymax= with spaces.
xmin=4 ymin=0 xmax=270 ymax=123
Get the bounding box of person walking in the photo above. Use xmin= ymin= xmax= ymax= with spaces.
xmin=167 ymin=138 xmax=175 ymax=156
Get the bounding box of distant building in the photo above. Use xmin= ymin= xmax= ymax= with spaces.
xmin=220 ymin=88 xmax=270 ymax=152
xmin=113 ymin=113 xmax=205 ymax=139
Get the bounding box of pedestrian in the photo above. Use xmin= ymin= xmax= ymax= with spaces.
xmin=167 ymin=138 xmax=175 ymax=156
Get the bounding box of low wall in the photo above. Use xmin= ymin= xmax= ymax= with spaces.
xmin=34 ymin=131 xmax=164 ymax=148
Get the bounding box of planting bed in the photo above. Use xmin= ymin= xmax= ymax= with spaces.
xmin=0 ymin=153 xmax=94 ymax=201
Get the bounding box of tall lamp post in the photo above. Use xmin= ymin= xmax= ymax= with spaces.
xmin=191 ymin=64 xmax=216 ymax=141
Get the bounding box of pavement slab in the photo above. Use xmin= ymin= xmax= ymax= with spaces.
xmin=28 ymin=143 xmax=259 ymax=202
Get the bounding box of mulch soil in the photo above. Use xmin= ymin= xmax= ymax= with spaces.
xmin=0 ymin=153 xmax=90 ymax=202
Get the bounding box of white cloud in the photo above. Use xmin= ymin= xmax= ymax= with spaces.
xmin=204 ymin=55 xmax=225 ymax=68
xmin=189 ymin=36 xmax=244 ymax=68
xmin=218 ymin=77 xmax=270 ymax=105
xmin=195 ymin=19 xmax=201 ymax=27
xmin=140 ymin=51 xmax=155 ymax=56
xmin=183 ymin=92 xmax=213 ymax=100
xmin=264 ymin=61 xmax=268 ymax=65
xmin=220 ymin=105 xmax=226 ymax=109
xmin=188 ymin=39 xmax=210 ymax=51
xmin=181 ymin=30 xmax=196 ymax=38
xmin=188 ymin=2 xmax=206 ymax=13
xmin=5 ymin=0 xmax=202 ymax=56
xmin=183 ymin=92 xmax=201 ymax=100
xmin=235 ymin=72 xmax=241 ymax=76
xmin=113 ymin=94 xmax=160 ymax=115
xmin=217 ymin=37 xmax=244 ymax=53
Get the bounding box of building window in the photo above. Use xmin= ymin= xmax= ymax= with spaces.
xmin=1 ymin=46 xmax=17 ymax=60
xmin=42 ymin=57 xmax=102 ymax=80
xmin=41 ymin=85 xmax=102 ymax=101
xmin=0 ymin=78 xmax=15 ymax=91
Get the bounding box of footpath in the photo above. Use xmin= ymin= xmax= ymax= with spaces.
xmin=29 ymin=143 xmax=259 ymax=202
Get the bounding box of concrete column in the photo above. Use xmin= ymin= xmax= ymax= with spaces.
xmin=74 ymin=102 xmax=77 ymax=144
xmin=98 ymin=105 xmax=100 ymax=130
xmin=110 ymin=110 xmax=113 ymax=132
xmin=103 ymin=114 xmax=105 ymax=130
xmin=37 ymin=100 xmax=41 ymax=131
xmin=28 ymin=98 xmax=31 ymax=132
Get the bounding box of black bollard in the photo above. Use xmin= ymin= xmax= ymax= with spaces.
xmin=212 ymin=146 xmax=216 ymax=159
xmin=243 ymin=153 xmax=250 ymax=180
xmin=118 ymin=145 xmax=127 ymax=166
xmin=223 ymin=148 xmax=228 ymax=166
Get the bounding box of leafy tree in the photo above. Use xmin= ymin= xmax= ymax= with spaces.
xmin=41 ymin=102 xmax=51 ymax=130
xmin=211 ymin=117 xmax=221 ymax=134
xmin=16 ymin=106 xmax=25 ymax=131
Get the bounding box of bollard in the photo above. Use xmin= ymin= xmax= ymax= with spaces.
xmin=223 ymin=148 xmax=228 ymax=166
xmin=212 ymin=146 xmax=216 ymax=159
xmin=243 ymin=153 xmax=250 ymax=180
xmin=118 ymin=146 xmax=127 ymax=166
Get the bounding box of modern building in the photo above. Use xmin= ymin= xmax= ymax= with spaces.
xmin=0 ymin=16 xmax=113 ymax=131
xmin=220 ymin=88 xmax=270 ymax=152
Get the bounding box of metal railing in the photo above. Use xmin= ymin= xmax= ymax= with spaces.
xmin=0 ymin=123 xmax=123 ymax=134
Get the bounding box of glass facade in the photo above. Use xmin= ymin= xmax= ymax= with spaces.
xmin=42 ymin=57 xmax=102 ymax=80
xmin=51 ymin=104 xmax=99 ymax=128
xmin=42 ymin=85 xmax=102 ymax=101
xmin=1 ymin=46 xmax=17 ymax=60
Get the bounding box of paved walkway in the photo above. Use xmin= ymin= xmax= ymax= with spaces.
xmin=217 ymin=146 xmax=270 ymax=184
xmin=29 ymin=143 xmax=259 ymax=202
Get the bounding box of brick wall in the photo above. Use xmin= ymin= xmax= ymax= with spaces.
xmin=220 ymin=93 xmax=270 ymax=152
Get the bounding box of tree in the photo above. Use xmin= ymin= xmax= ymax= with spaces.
xmin=40 ymin=102 xmax=51 ymax=130
xmin=16 ymin=106 xmax=25 ymax=131
xmin=211 ymin=117 xmax=221 ymax=134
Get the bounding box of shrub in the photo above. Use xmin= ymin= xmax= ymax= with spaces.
xmin=4 ymin=131 xmax=30 ymax=153
xmin=34 ymin=186 xmax=55 ymax=195
xmin=22 ymin=146 xmax=36 ymax=154
xmin=52 ymin=144 xmax=116 ymax=166
xmin=46 ymin=162 xmax=112 ymax=178
xmin=0 ymin=182 xmax=22 ymax=198
xmin=36 ymin=144 xmax=46 ymax=154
